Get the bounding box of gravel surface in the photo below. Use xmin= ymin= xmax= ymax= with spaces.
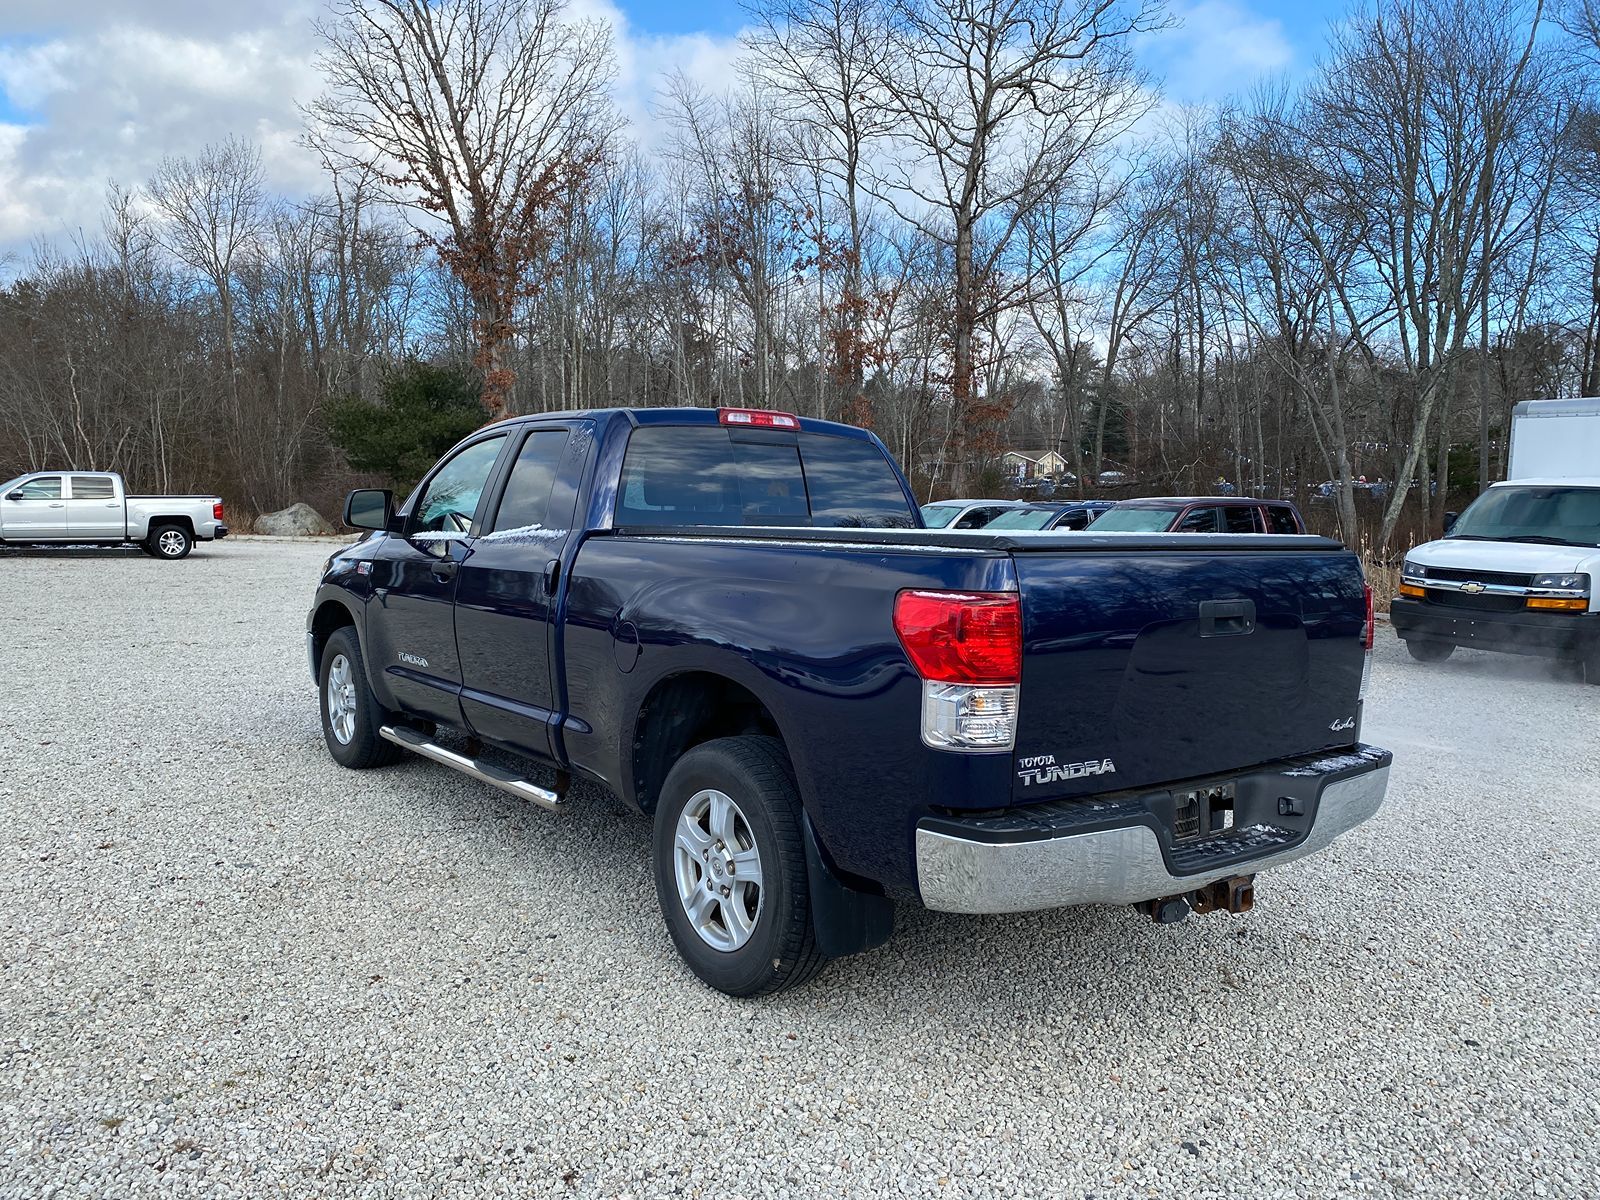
xmin=2 ymin=537 xmax=1597 ymax=1198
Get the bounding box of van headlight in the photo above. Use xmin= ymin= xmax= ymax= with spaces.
xmin=1530 ymin=573 xmax=1589 ymax=593
xmin=1402 ymin=559 xmax=1426 ymax=579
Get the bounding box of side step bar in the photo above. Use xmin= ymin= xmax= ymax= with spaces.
xmin=379 ymin=725 xmax=563 ymax=811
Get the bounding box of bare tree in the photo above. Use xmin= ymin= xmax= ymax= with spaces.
xmin=866 ymin=0 xmax=1156 ymax=487
xmin=146 ymin=136 xmax=267 ymax=425
xmin=310 ymin=0 xmax=617 ymax=416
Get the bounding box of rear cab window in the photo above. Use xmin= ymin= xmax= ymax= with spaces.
xmin=70 ymin=476 xmax=116 ymax=499
xmin=1265 ymin=505 xmax=1301 ymax=534
xmin=615 ymin=425 xmax=913 ymax=528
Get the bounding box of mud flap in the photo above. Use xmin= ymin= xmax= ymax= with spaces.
xmin=802 ymin=812 xmax=894 ymax=958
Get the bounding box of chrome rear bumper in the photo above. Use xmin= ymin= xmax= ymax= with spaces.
xmin=916 ymin=754 xmax=1390 ymax=913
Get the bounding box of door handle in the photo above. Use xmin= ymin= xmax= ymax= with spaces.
xmin=543 ymin=558 xmax=561 ymax=594
xmin=1199 ymin=599 xmax=1256 ymax=637
xmin=431 ymin=561 xmax=458 ymax=583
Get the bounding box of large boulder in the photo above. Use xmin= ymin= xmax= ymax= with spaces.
xmin=254 ymin=503 xmax=337 ymax=536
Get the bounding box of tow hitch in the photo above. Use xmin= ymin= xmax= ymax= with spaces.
xmin=1138 ymin=875 xmax=1255 ymax=924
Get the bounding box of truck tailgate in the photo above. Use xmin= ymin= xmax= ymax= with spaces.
xmin=1010 ymin=539 xmax=1366 ymax=801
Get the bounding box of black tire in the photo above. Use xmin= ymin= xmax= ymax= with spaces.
xmin=147 ymin=523 xmax=193 ymax=559
xmin=652 ymin=735 xmax=828 ymax=997
xmin=318 ymin=627 xmax=403 ymax=769
xmin=1405 ymin=639 xmax=1454 ymax=663
xmin=1583 ymin=646 xmax=1600 ymax=687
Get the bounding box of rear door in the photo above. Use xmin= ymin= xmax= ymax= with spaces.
xmin=1 ymin=476 xmax=68 ymax=538
xmin=454 ymin=422 xmax=588 ymax=761
xmin=66 ymin=475 xmax=124 ymax=538
xmin=366 ymin=433 xmax=510 ymax=724
xmin=1009 ymin=542 xmax=1366 ymax=801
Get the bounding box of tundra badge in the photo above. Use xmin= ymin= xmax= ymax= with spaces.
xmin=1017 ymin=754 xmax=1117 ymax=786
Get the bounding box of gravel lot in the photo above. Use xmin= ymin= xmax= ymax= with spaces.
xmin=2 ymin=536 xmax=1598 ymax=1198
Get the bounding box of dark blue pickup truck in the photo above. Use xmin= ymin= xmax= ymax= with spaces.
xmin=307 ymin=406 xmax=1391 ymax=995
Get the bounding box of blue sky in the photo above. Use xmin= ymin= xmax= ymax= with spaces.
xmin=0 ymin=0 xmax=1352 ymax=256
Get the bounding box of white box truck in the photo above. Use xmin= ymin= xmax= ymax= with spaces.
xmin=1391 ymin=398 xmax=1600 ymax=681
xmin=1507 ymin=397 xmax=1600 ymax=479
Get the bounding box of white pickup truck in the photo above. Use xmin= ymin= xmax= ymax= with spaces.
xmin=0 ymin=470 xmax=228 ymax=559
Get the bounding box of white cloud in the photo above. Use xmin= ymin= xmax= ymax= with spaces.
xmin=1138 ymin=0 xmax=1297 ymax=105
xmin=0 ymin=1 xmax=746 ymax=263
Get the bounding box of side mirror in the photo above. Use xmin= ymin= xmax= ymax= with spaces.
xmin=343 ymin=488 xmax=393 ymax=531
xmin=4 ymin=491 xmax=21 ymax=502
xmin=1442 ymin=510 xmax=1459 ymax=532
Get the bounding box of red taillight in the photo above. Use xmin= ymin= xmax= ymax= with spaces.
xmin=1363 ymin=582 xmax=1375 ymax=651
xmin=893 ymin=590 xmax=1021 ymax=685
xmin=213 ymin=502 xmax=224 ymax=521
xmin=718 ymin=407 xmax=800 ymax=430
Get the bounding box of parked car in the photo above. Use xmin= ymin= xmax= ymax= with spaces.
xmin=307 ymin=406 xmax=1389 ymax=996
xmin=1088 ymin=496 xmax=1307 ymax=535
xmin=0 ymin=470 xmax=227 ymax=558
xmin=919 ymin=498 xmax=1021 ymax=529
xmin=1393 ymin=478 xmax=1600 ymax=681
xmin=983 ymin=501 xmax=1115 ymax=532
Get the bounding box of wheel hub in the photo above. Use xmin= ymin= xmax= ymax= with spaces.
xmin=673 ymin=789 xmax=763 ymax=952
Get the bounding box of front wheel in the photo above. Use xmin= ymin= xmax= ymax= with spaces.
xmin=652 ymin=736 xmax=828 ymax=996
xmin=319 ymin=628 xmax=403 ymax=769
xmin=147 ymin=524 xmax=193 ymax=559
xmin=1405 ymin=639 xmax=1454 ymax=663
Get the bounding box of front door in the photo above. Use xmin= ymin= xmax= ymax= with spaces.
xmin=454 ymin=424 xmax=586 ymax=761
xmin=66 ymin=475 xmax=124 ymax=539
xmin=365 ymin=434 xmax=509 ymax=725
xmin=1 ymin=476 xmax=68 ymax=538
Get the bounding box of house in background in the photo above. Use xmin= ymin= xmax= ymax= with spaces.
xmin=999 ymin=448 xmax=1070 ymax=483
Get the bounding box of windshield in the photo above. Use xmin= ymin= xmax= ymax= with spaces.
xmin=1448 ymin=485 xmax=1600 ymax=547
xmin=1087 ymin=506 xmax=1183 ymax=532
xmin=985 ymin=507 xmax=1060 ymax=530
xmin=920 ymin=504 xmax=963 ymax=528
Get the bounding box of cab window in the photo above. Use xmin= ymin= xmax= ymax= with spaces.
xmin=1222 ymin=506 xmax=1259 ymax=533
xmin=490 ymin=431 xmax=570 ymax=534
xmin=13 ymin=477 xmax=62 ymax=500
xmin=1175 ymin=507 xmax=1221 ymax=532
xmin=1265 ymin=505 xmax=1301 ymax=534
xmin=408 ymin=437 xmax=507 ymax=535
xmin=70 ymin=476 xmax=116 ymax=499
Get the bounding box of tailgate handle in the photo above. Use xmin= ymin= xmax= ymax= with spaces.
xmin=1199 ymin=599 xmax=1255 ymax=637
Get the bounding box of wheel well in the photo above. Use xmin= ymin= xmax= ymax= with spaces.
xmin=148 ymin=516 xmax=195 ymax=538
xmin=631 ymin=672 xmax=784 ymax=813
xmin=310 ymin=601 xmax=357 ymax=668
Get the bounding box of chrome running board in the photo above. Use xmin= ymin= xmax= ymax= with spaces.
xmin=379 ymin=725 xmax=563 ymax=811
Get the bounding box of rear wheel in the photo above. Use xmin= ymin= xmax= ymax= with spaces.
xmin=1405 ymin=639 xmax=1454 ymax=663
xmin=319 ymin=627 xmax=402 ymax=768
xmin=147 ymin=524 xmax=192 ymax=559
xmin=652 ymin=736 xmax=828 ymax=996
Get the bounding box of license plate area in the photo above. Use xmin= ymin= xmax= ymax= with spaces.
xmin=1172 ymin=783 xmax=1235 ymax=841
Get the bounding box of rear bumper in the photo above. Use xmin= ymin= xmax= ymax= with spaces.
xmin=1390 ymin=597 xmax=1599 ymax=658
xmin=915 ymin=746 xmax=1391 ymax=913
xmin=212 ymin=524 xmax=229 ymax=540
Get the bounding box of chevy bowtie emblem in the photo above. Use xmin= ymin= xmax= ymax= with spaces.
xmin=1460 ymin=581 xmax=1486 ymax=594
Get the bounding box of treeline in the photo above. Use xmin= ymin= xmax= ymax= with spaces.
xmin=2 ymin=0 xmax=1598 ymax=547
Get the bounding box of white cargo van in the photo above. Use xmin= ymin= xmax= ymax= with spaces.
xmin=1392 ymin=399 xmax=1599 ymax=682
